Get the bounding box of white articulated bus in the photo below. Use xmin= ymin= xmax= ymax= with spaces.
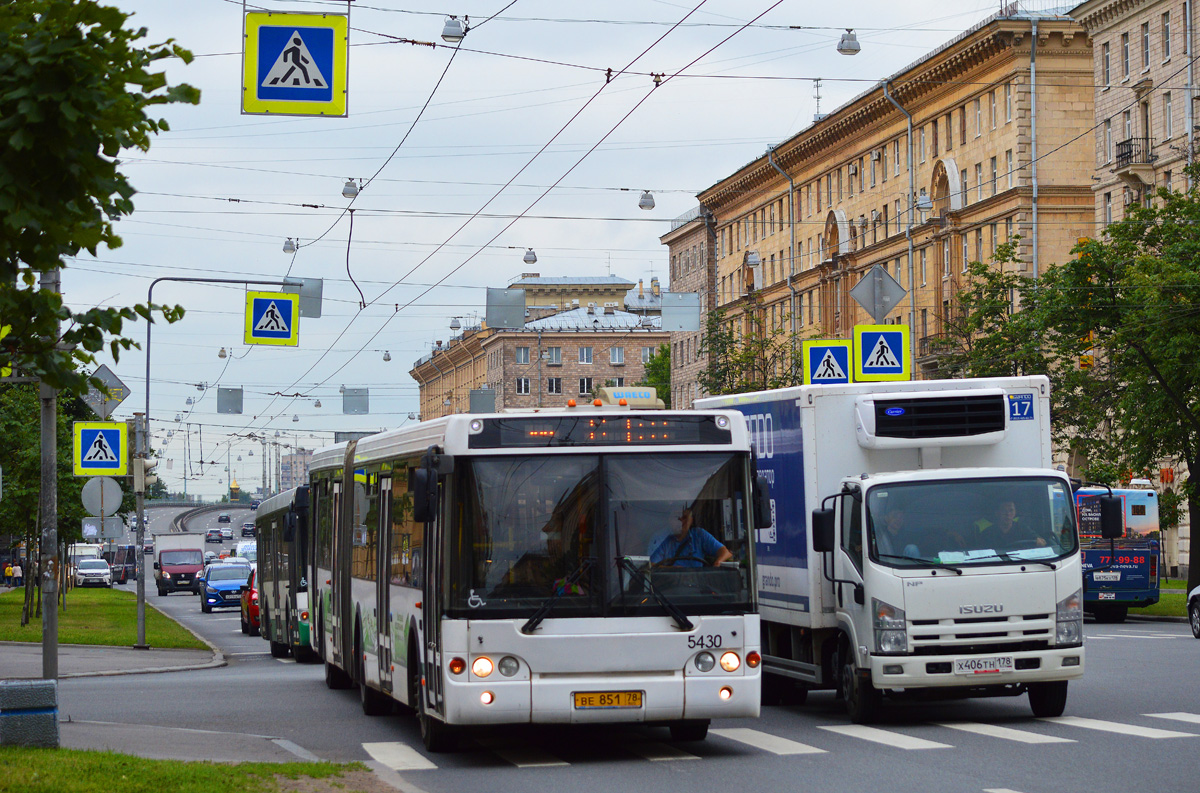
xmin=308 ymin=406 xmax=771 ymax=751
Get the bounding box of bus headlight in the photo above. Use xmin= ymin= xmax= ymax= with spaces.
xmin=719 ymin=652 xmax=741 ymax=672
xmin=498 ymin=656 xmax=520 ymax=677
xmin=694 ymin=652 xmax=715 ymax=672
xmin=1056 ymin=588 xmax=1083 ymax=646
xmin=472 ymin=656 xmax=494 ymax=677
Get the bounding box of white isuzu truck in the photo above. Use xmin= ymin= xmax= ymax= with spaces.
xmin=697 ymin=375 xmax=1120 ymax=722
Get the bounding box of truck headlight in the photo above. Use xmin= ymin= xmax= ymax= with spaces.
xmin=873 ymin=598 xmax=907 ymax=655
xmin=1056 ymin=588 xmax=1083 ymax=646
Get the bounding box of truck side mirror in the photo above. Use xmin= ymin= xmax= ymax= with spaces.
xmin=753 ymin=476 xmax=773 ymax=529
xmin=1099 ymin=495 xmax=1124 ymax=540
xmin=812 ymin=507 xmax=835 ymax=553
xmin=411 ymin=467 xmax=439 ymax=523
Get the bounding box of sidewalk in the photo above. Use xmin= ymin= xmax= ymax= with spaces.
xmin=0 ymin=640 xmax=223 ymax=679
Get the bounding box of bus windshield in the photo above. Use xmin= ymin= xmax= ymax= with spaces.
xmin=866 ymin=477 xmax=1078 ymax=568
xmin=450 ymin=453 xmax=753 ymax=618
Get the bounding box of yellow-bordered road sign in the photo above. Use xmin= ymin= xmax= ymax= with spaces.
xmin=245 ymin=291 xmax=300 ymax=346
xmin=74 ymin=421 xmax=128 ymax=477
xmin=802 ymin=339 xmax=852 ymax=385
xmin=243 ymin=11 xmax=348 ymax=117
xmin=853 ymin=324 xmax=911 ymax=382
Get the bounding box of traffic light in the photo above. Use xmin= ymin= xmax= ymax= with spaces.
xmin=133 ymin=457 xmax=158 ymax=493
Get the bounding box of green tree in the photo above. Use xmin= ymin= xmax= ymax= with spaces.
xmin=699 ymin=302 xmax=803 ymax=396
xmin=0 ymin=0 xmax=195 ymax=396
xmin=637 ymin=345 xmax=671 ymax=408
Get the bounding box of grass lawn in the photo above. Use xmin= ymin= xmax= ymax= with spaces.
xmin=1162 ymin=578 xmax=1190 ymax=591
xmin=0 ymin=587 xmax=206 ymax=649
xmin=0 ymin=747 xmax=379 ymax=793
xmin=1128 ymin=591 xmax=1186 ymax=618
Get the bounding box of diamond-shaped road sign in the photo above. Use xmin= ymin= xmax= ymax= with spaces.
xmin=82 ymin=364 xmax=129 ymax=420
xmin=850 ymin=264 xmax=907 ymax=324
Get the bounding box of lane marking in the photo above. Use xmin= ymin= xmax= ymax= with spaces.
xmin=1146 ymin=712 xmax=1200 ymax=725
xmin=819 ymin=724 xmax=952 ymax=750
xmin=711 ymin=727 xmax=825 ymax=755
xmin=937 ymin=722 xmax=1074 ymax=744
xmin=1042 ymin=716 xmax=1198 ymax=739
xmin=362 ymin=741 xmax=437 ymax=771
xmin=628 ymin=742 xmax=701 ymax=761
xmin=273 ymin=738 xmax=320 ymax=762
xmin=276 ymin=658 xmax=295 ymax=664
xmin=985 ymin=789 xmax=1030 ymax=793
xmin=479 ymin=742 xmax=569 ymax=768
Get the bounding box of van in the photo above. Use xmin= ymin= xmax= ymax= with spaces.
xmin=112 ymin=545 xmax=138 ymax=584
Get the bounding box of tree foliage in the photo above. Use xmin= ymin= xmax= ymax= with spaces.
xmin=699 ymin=303 xmax=803 ymax=396
xmin=0 ymin=0 xmax=196 ymax=395
xmin=637 ymin=345 xmax=671 ymax=408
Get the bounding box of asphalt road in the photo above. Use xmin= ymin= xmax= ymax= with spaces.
xmin=61 ymin=566 xmax=1200 ymax=793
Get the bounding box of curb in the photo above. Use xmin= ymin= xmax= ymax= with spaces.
xmin=1126 ymin=613 xmax=1189 ymax=624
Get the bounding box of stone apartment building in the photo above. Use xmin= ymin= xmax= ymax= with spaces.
xmin=660 ymin=206 xmax=715 ymax=408
xmin=1071 ymin=0 xmax=1197 ymax=227
xmin=679 ymin=8 xmax=1095 ymax=380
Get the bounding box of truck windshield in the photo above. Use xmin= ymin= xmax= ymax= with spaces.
xmin=449 ymin=453 xmax=753 ymax=618
xmin=866 ymin=477 xmax=1077 ymax=568
xmin=161 ymin=550 xmax=202 ymax=566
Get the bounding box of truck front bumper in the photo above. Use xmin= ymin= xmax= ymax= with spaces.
xmin=870 ymin=646 xmax=1084 ymax=690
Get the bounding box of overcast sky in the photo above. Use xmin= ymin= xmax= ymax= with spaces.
xmin=78 ymin=0 xmax=1038 ymax=496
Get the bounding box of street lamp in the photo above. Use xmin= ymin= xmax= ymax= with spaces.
xmin=638 ymin=190 xmax=656 ymax=210
xmin=837 ymin=29 xmax=861 ymax=55
xmin=282 ymin=238 xmax=296 ymax=254
xmin=342 ymin=178 xmax=360 ymax=199
xmin=382 ymin=351 xmax=391 ymax=362
xmin=523 ymin=248 xmax=537 ymax=264
xmin=218 ymin=347 xmax=227 ymax=359
xmin=441 ymin=15 xmax=467 ymax=43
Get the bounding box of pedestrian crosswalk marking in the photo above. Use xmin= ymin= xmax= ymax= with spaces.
xmin=363 ymin=742 xmax=437 ymax=771
xmin=261 ymin=31 xmax=329 ymax=89
xmin=937 ymin=721 xmax=1074 ymax=744
xmin=629 ymin=742 xmax=701 ymax=761
xmin=711 ymin=727 xmax=826 ymax=755
xmin=1146 ymin=712 xmax=1200 ymax=725
xmin=1042 ymin=716 xmax=1198 ymax=739
xmin=83 ymin=432 xmax=118 ymax=462
xmin=819 ymin=724 xmax=952 ymax=750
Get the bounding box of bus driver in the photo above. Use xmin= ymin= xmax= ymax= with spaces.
xmin=650 ymin=507 xmax=732 ymax=568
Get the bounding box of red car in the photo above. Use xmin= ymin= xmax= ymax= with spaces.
xmin=240 ymin=568 xmax=260 ymax=636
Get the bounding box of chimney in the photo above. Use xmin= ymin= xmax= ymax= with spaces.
xmin=587 ymin=303 xmax=595 ymax=315
xmin=604 ymin=305 xmax=615 ymax=315
xmin=651 ymin=277 xmax=660 ymax=297
xmin=638 ymin=279 xmax=644 ymax=298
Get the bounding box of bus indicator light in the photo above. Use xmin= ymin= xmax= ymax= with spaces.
xmin=449 ymin=657 xmax=466 ymax=675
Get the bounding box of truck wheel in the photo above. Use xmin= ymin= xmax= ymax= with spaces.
xmin=839 ymin=641 xmax=880 ymax=724
xmin=669 ymin=720 xmax=709 ymax=742
xmin=1190 ymin=599 xmax=1200 ymax=639
xmin=1028 ymin=680 xmax=1068 ymax=717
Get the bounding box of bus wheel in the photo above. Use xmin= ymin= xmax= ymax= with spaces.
xmin=1028 ymin=681 xmax=1069 ymax=717
xmin=325 ymin=658 xmax=352 ymax=690
xmin=269 ymin=639 xmax=290 ymax=658
xmin=669 ymin=720 xmax=709 ymax=742
xmin=418 ymin=688 xmax=458 ymax=752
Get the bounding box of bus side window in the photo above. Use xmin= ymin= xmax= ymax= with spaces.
xmin=391 ymin=462 xmax=422 ymax=587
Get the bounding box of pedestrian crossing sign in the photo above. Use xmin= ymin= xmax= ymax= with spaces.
xmin=245 ymin=291 xmax=300 ymax=346
xmin=802 ymin=340 xmax=852 ymax=385
xmin=242 ymin=12 xmax=348 ymax=117
xmin=74 ymin=421 xmax=128 ymax=477
xmin=853 ymin=324 xmax=911 ymax=382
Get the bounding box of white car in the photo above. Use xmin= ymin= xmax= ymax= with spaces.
xmin=220 ymin=526 xmax=233 ymax=540
xmin=1189 ymin=585 xmax=1200 ymax=639
xmin=74 ymin=558 xmax=113 ymax=588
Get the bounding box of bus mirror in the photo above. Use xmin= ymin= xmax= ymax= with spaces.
xmin=1099 ymin=495 xmax=1124 ymax=539
xmin=283 ymin=512 xmax=296 ymax=543
xmin=412 ymin=468 xmax=439 ymax=523
xmin=812 ymin=507 xmax=835 ymax=553
xmin=753 ymin=476 xmax=773 ymax=529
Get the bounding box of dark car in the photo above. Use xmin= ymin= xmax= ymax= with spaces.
xmin=241 ymin=522 xmax=256 ymax=538
xmin=112 ymin=545 xmax=138 ymax=584
xmin=198 ymin=563 xmax=252 ymax=613
xmin=143 ymin=540 xmax=154 ymax=554
xmin=250 ymin=501 xmax=260 ymax=511
xmin=205 ymin=529 xmax=223 ymax=544
xmin=240 ymin=568 xmax=260 ymax=636
xmin=218 ymin=513 xmax=231 ymax=524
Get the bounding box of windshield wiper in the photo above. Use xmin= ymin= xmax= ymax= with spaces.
xmin=1019 ymin=559 xmax=1058 ymax=570
xmin=616 ymin=557 xmax=694 ymax=631
xmin=520 ymin=558 xmax=594 ymax=635
xmin=878 ymin=553 xmax=963 ymax=575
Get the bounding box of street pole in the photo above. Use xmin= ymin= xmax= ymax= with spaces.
xmin=133 ymin=413 xmax=149 ymax=649
xmin=39 ymin=268 xmax=59 ymax=680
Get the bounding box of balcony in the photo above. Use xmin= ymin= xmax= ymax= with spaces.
xmin=1113 ymin=137 xmax=1157 ymax=189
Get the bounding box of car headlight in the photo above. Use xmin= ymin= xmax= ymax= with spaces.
xmin=1056 ymin=588 xmax=1083 ymax=646
xmin=206 ymin=585 xmax=219 ymax=595
xmin=161 ymin=572 xmax=171 ymax=579
xmin=873 ymin=598 xmax=907 ymax=655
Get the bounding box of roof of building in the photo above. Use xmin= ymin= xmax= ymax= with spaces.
xmin=509 ymin=274 xmax=636 ymax=288
xmin=624 ymin=290 xmax=662 ymax=312
xmin=522 ymin=306 xmax=662 ymax=331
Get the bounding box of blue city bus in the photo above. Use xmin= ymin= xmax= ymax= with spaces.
xmin=1076 ymin=485 xmax=1160 ymax=624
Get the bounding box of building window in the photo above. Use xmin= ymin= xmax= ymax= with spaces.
xmin=990 ymin=157 xmax=997 ymax=195
xmin=943 ymin=242 xmax=950 ymax=278
xmin=515 ymin=346 xmax=530 ymax=364
xmin=1164 ymin=170 xmax=1173 ymax=191
xmin=515 ymin=377 xmax=530 ymax=395
xmin=1102 ymin=43 xmax=1110 ymax=87
xmin=642 ymin=346 xmax=654 ymax=363
xmin=1123 ymin=109 xmax=1132 ymax=139
xmin=960 ymin=168 xmax=968 ymax=205
xmin=960 ymin=105 xmax=967 ymax=145
xmin=870 ymin=154 xmax=877 ymax=187
xmin=881 ymin=148 xmax=888 ymax=181
xmin=990 ymin=223 xmax=998 ymax=254
xmin=614 ymin=377 xmax=625 ymax=387
xmin=1005 ymin=216 xmax=1013 ymax=242
xmin=826 ymin=173 xmax=832 ymax=206
xmin=920 ymin=127 xmax=926 ymax=162
xmin=1103 ymin=120 xmax=1112 ymax=163
xmin=975 ymin=163 xmax=983 ymax=201
xmin=944 ymin=113 xmax=953 ymax=150
xmin=893 ymin=140 xmax=901 ymax=176
xmin=894 ymin=200 xmax=901 ymax=234
xmin=1104 ymin=192 xmax=1112 ymax=226
xmin=610 ymin=346 xmax=624 ymax=365
xmin=974 ymin=98 xmax=982 ymax=137
xmin=1164 ymin=92 xmax=1173 ymax=139
xmin=989 ymin=90 xmax=996 ymax=129
xmin=975 ymin=229 xmax=983 ymax=263
xmin=1163 ymin=12 xmax=1172 ymax=59
xmin=578 ymin=377 xmax=593 ymax=395
xmin=547 ymin=346 xmax=561 ymax=365
xmin=1006 ymin=149 xmax=1014 ymax=188
xmin=920 ymin=248 xmax=927 ymax=285
xmin=1121 ymin=32 xmax=1129 ymax=77
xmin=1142 ymin=22 xmax=1150 ymax=69
xmin=547 ymin=377 xmax=562 ymax=395
xmin=932 ymin=119 xmax=939 ymax=157
xmin=961 ymin=234 xmax=969 ymax=273
xmin=578 ymin=346 xmax=592 ymax=364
